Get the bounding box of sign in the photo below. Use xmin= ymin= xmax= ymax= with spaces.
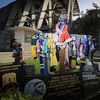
xmin=45 ymin=72 xmax=83 ymax=100
xmin=25 ymin=32 xmax=32 ymax=43
xmin=23 ymin=65 xmax=35 ymax=77
xmin=80 ymin=63 xmax=96 ymax=80
xmin=0 ymin=65 xmax=21 ymax=91
xmin=24 ymin=79 xmax=46 ymax=98
xmin=23 ymin=72 xmax=83 ymax=100
xmin=2 ymin=72 xmax=16 ymax=86
xmin=0 ymin=65 xmax=83 ymax=99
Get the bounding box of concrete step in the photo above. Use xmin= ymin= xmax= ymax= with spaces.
xmin=94 ymin=51 xmax=100 ymax=57
xmin=0 ymin=52 xmax=32 ymax=63
xmin=94 ymin=51 xmax=100 ymax=62
xmin=0 ymin=52 xmax=14 ymax=63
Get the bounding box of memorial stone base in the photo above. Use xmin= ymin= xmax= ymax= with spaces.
xmin=80 ymin=63 xmax=96 ymax=80
xmin=9 ymin=26 xmax=41 ymax=60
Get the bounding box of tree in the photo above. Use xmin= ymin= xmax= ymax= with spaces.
xmin=70 ymin=8 xmax=100 ymax=37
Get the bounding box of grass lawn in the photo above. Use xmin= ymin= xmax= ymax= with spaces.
xmin=25 ymin=57 xmax=79 ymax=74
xmin=25 ymin=56 xmax=98 ymax=74
xmin=25 ymin=57 xmax=60 ymax=74
xmin=0 ymin=56 xmax=97 ymax=75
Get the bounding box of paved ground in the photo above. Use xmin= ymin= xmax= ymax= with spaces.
xmin=93 ymin=51 xmax=100 ymax=73
xmin=0 ymin=52 xmax=31 ymax=63
xmin=94 ymin=51 xmax=100 ymax=57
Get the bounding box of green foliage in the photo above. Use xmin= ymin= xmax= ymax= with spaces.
xmin=70 ymin=9 xmax=100 ymax=36
xmin=1 ymin=89 xmax=43 ymax=100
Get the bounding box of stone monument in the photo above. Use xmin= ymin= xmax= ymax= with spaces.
xmin=80 ymin=61 xmax=96 ymax=80
xmin=9 ymin=26 xmax=41 ymax=60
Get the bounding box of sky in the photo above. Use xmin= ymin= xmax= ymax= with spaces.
xmin=78 ymin=0 xmax=100 ymax=13
xmin=0 ymin=0 xmax=100 ymax=13
xmin=0 ymin=0 xmax=15 ymax=9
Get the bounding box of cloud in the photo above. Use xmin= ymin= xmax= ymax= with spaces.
xmin=92 ymin=0 xmax=100 ymax=6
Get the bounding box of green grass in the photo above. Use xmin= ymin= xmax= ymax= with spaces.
xmin=72 ymin=60 xmax=76 ymax=68
xmin=0 ymin=57 xmax=97 ymax=75
xmin=25 ymin=57 xmax=78 ymax=74
xmin=25 ymin=57 xmax=60 ymax=74
xmin=1 ymin=89 xmax=43 ymax=100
